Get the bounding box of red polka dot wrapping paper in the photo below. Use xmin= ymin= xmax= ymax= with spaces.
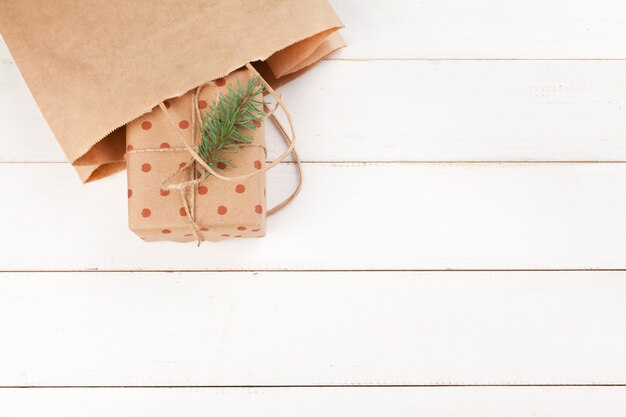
xmin=126 ymin=68 xmax=266 ymax=243
xmin=0 ymin=0 xmax=345 ymax=183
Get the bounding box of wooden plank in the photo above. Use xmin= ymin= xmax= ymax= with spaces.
xmin=1 ymin=387 xmax=626 ymax=417
xmin=1 ymin=271 xmax=626 ymax=386
xmin=328 ymin=0 xmax=626 ymax=59
xmin=2 ymin=162 xmax=626 ymax=271
xmin=3 ymin=0 xmax=626 ymax=61
xmin=0 ymin=37 xmax=9 ymax=61
xmin=3 ymin=60 xmax=626 ymax=163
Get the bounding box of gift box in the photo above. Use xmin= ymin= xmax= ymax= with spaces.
xmin=126 ymin=68 xmax=267 ymax=243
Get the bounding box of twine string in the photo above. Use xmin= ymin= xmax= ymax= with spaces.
xmin=126 ymin=63 xmax=302 ymax=244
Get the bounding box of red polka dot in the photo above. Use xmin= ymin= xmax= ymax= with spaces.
xmin=221 ymin=234 xmax=230 ymax=237
xmin=127 ymin=144 xmax=134 ymax=151
xmin=160 ymin=142 xmax=170 ymax=149
xmin=198 ymin=100 xmax=208 ymax=109
xmin=217 ymin=205 xmax=228 ymax=215
xmin=216 ymin=162 xmax=227 ymax=170
xmin=161 ymin=229 xmax=172 ymax=234
xmin=160 ymin=189 xmax=170 ymax=197
xmin=200 ymin=227 xmax=209 ymax=232
xmin=163 ymin=100 xmax=171 ymax=109
xmin=215 ymin=78 xmax=226 ymax=87
xmin=235 ymin=184 xmax=246 ymax=193
xmin=255 ymin=205 xmax=263 ymax=214
xmin=179 ymin=207 xmax=187 ymax=217
xmin=235 ymin=235 xmax=243 ymax=238
xmin=251 ymin=229 xmax=261 ymax=232
xmin=237 ymin=226 xmax=247 ymax=231
xmin=179 ymin=162 xmax=187 ymax=169
xmin=179 ymin=120 xmax=189 ymax=129
xmin=254 ymin=160 xmax=262 ymax=170
xmin=252 ymin=120 xmax=262 ymax=128
xmin=141 ymin=208 xmax=151 ymax=218
xmin=141 ymin=163 xmax=152 ymax=172
xmin=141 ymin=121 xmax=152 ymax=130
xmin=128 ymin=189 xmax=133 ymax=198
xmin=198 ymin=186 xmax=208 ymax=195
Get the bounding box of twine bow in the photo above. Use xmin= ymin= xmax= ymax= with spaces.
xmin=127 ymin=63 xmax=302 ymax=245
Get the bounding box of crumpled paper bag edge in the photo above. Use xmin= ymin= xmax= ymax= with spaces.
xmin=72 ymin=25 xmax=344 ymax=184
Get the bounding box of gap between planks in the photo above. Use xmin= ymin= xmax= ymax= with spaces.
xmin=329 ymin=58 xmax=626 ymax=61
xmin=5 ymin=59 xmax=626 ymax=65
xmin=3 ymin=269 xmax=626 ymax=273
xmin=4 ymin=384 xmax=626 ymax=389
xmin=5 ymin=161 xmax=626 ymax=165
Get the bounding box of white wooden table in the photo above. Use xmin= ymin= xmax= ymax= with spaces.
xmin=2 ymin=1 xmax=626 ymax=415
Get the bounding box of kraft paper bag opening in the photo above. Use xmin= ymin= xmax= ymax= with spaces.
xmin=0 ymin=0 xmax=345 ymax=183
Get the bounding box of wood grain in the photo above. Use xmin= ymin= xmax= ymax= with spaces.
xmin=328 ymin=0 xmax=626 ymax=59
xmin=3 ymin=0 xmax=626 ymax=61
xmin=2 ymin=59 xmax=626 ymax=163
xmin=1 ymin=271 xmax=625 ymax=386
xmin=1 ymin=387 xmax=626 ymax=416
xmin=1 ymin=162 xmax=626 ymax=271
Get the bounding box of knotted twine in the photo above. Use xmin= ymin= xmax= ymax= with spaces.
xmin=126 ymin=63 xmax=302 ymax=245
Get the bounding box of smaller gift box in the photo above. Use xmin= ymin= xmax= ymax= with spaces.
xmin=126 ymin=68 xmax=268 ymax=243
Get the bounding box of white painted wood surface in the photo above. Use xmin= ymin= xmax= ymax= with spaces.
xmin=3 ymin=0 xmax=626 ymax=61
xmin=2 ymin=163 xmax=626 ymax=270
xmin=328 ymin=0 xmax=626 ymax=59
xmin=2 ymin=387 xmax=626 ymax=417
xmin=2 ymin=0 xmax=626 ymax=414
xmin=3 ymin=60 xmax=626 ymax=162
xmin=2 ymin=271 xmax=626 ymax=386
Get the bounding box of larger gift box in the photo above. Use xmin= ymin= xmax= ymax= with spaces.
xmin=126 ymin=68 xmax=267 ymax=243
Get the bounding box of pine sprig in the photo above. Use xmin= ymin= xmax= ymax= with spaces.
xmin=198 ymin=76 xmax=265 ymax=172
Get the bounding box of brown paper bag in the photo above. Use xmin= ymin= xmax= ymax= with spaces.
xmin=0 ymin=0 xmax=345 ymax=182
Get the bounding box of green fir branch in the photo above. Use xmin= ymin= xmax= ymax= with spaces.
xmin=198 ymin=76 xmax=265 ymax=172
